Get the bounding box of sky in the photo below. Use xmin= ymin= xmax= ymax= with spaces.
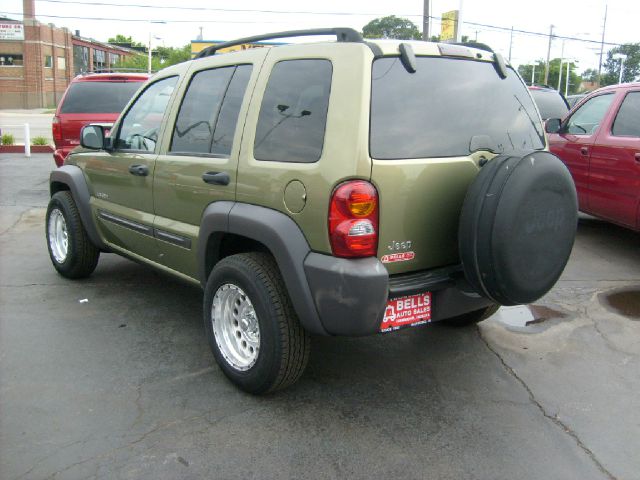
xmin=2 ymin=0 xmax=638 ymax=74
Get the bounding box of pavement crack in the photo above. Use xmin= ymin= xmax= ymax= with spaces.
xmin=477 ymin=326 xmax=617 ymax=480
xmin=0 ymin=208 xmax=31 ymax=236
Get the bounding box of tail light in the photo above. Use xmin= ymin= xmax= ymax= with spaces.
xmin=329 ymin=180 xmax=379 ymax=258
xmin=52 ymin=115 xmax=62 ymax=144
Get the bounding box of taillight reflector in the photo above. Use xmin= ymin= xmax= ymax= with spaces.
xmin=329 ymin=180 xmax=379 ymax=258
xmin=52 ymin=116 xmax=62 ymax=143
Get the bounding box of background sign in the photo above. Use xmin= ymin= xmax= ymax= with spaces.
xmin=440 ymin=10 xmax=459 ymax=42
xmin=0 ymin=23 xmax=24 ymax=41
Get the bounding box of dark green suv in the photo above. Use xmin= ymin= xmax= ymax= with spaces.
xmin=46 ymin=28 xmax=578 ymax=393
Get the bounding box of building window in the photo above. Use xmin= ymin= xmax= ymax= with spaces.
xmin=73 ymin=45 xmax=89 ymax=75
xmin=93 ymin=49 xmax=106 ymax=71
xmin=44 ymin=55 xmax=53 ymax=68
xmin=57 ymin=56 xmax=66 ymax=69
xmin=0 ymin=54 xmax=23 ymax=66
xmin=109 ymin=53 xmax=119 ymax=67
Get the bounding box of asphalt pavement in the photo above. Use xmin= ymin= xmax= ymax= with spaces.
xmin=1 ymin=153 xmax=639 ymax=480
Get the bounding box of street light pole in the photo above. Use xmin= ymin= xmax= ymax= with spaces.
xmin=613 ymin=53 xmax=627 ymax=84
xmin=147 ymin=20 xmax=166 ymax=74
xmin=148 ymin=30 xmax=152 ymax=74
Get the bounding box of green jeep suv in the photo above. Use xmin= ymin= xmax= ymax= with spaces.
xmin=46 ymin=28 xmax=578 ymax=393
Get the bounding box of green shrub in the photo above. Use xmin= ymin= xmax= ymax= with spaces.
xmin=1 ymin=133 xmax=15 ymax=146
xmin=31 ymin=136 xmax=50 ymax=146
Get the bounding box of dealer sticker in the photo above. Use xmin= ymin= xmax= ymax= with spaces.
xmin=381 ymin=251 xmax=415 ymax=263
xmin=380 ymin=292 xmax=432 ymax=333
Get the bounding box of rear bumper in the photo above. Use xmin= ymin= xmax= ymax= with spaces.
xmin=303 ymin=253 xmax=493 ymax=336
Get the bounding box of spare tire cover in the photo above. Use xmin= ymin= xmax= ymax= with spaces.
xmin=459 ymin=151 xmax=578 ymax=306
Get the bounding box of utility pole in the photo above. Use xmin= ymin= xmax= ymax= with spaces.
xmin=508 ymin=26 xmax=514 ymax=62
xmin=597 ymin=4 xmax=608 ymax=88
xmin=544 ymin=24 xmax=554 ymax=85
xmin=422 ymin=0 xmax=430 ymax=40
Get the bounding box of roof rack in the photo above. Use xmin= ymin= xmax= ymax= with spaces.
xmin=195 ymin=27 xmax=363 ymax=59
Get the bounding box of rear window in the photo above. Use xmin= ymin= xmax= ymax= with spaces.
xmin=529 ymin=89 xmax=569 ymax=120
xmin=370 ymin=57 xmax=545 ymax=160
xmin=60 ymin=81 xmax=143 ymax=114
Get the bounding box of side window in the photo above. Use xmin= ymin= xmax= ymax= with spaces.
xmin=170 ymin=65 xmax=252 ymax=156
xmin=254 ymin=59 xmax=332 ymax=163
xmin=612 ymin=91 xmax=640 ymax=137
xmin=116 ymin=76 xmax=178 ymax=152
xmin=565 ymin=93 xmax=614 ymax=135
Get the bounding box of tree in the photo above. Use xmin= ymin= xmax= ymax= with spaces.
xmin=107 ymin=34 xmax=144 ymax=48
xmin=581 ymin=68 xmax=598 ymax=83
xmin=517 ymin=58 xmax=582 ymax=94
xmin=601 ymin=43 xmax=640 ymax=86
xmin=362 ymin=16 xmax=421 ymax=40
xmin=117 ymin=44 xmax=191 ymax=72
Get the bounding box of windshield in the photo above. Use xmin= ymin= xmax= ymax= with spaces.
xmin=370 ymin=57 xmax=545 ymax=160
xmin=60 ymin=81 xmax=143 ymax=114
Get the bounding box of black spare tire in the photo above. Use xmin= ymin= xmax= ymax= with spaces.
xmin=459 ymin=151 xmax=577 ymax=306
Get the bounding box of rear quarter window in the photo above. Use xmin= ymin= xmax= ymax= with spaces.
xmin=60 ymin=81 xmax=143 ymax=114
xmin=254 ymin=59 xmax=332 ymax=163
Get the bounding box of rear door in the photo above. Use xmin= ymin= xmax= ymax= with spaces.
xmin=153 ymin=51 xmax=265 ymax=278
xmin=588 ymin=88 xmax=640 ymax=229
xmin=548 ymin=92 xmax=616 ymax=211
xmin=370 ymin=56 xmax=546 ymax=274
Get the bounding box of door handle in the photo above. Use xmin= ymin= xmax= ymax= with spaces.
xmin=580 ymin=147 xmax=589 ymax=156
xmin=635 ymin=153 xmax=640 ymax=162
xmin=202 ymin=171 xmax=230 ymax=186
xmin=128 ymin=164 xmax=149 ymax=176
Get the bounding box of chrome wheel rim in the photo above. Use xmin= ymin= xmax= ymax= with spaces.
xmin=48 ymin=208 xmax=69 ymax=264
xmin=211 ymin=283 xmax=260 ymax=371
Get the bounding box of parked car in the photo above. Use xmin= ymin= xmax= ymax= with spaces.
xmin=566 ymin=93 xmax=588 ymax=108
xmin=546 ymin=82 xmax=640 ymax=231
xmin=52 ymin=72 xmax=149 ymax=166
xmin=528 ymin=85 xmax=570 ymax=120
xmin=46 ymin=29 xmax=578 ymax=393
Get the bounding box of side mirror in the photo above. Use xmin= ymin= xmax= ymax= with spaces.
xmin=80 ymin=124 xmax=106 ymax=150
xmin=545 ymin=118 xmax=562 ymax=134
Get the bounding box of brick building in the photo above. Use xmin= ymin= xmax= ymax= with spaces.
xmin=0 ymin=0 xmax=139 ymax=108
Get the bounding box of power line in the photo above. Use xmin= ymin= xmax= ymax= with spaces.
xmin=2 ymin=8 xmax=626 ymax=48
xmin=35 ymin=0 xmax=397 ymax=17
xmin=0 ymin=11 xmax=286 ymax=23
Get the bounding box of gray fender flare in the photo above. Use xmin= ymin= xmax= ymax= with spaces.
xmin=198 ymin=202 xmax=327 ymax=335
xmin=49 ymin=166 xmax=107 ymax=251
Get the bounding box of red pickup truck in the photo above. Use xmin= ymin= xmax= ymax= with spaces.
xmin=52 ymin=73 xmax=148 ymax=167
xmin=546 ymin=83 xmax=640 ymax=232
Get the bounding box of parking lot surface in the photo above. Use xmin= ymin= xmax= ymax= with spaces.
xmin=1 ymin=153 xmax=639 ymax=480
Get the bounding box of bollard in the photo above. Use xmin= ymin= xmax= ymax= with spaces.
xmin=24 ymin=123 xmax=31 ymax=157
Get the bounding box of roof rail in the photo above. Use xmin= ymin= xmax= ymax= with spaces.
xmin=195 ymin=27 xmax=363 ymax=59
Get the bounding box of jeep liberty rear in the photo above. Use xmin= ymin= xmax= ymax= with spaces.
xmin=46 ymin=29 xmax=578 ymax=394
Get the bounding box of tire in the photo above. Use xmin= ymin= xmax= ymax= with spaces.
xmin=203 ymin=252 xmax=310 ymax=394
xmin=46 ymin=191 xmax=100 ymax=279
xmin=459 ymin=151 xmax=578 ymax=306
xmin=443 ymin=304 xmax=500 ymax=327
